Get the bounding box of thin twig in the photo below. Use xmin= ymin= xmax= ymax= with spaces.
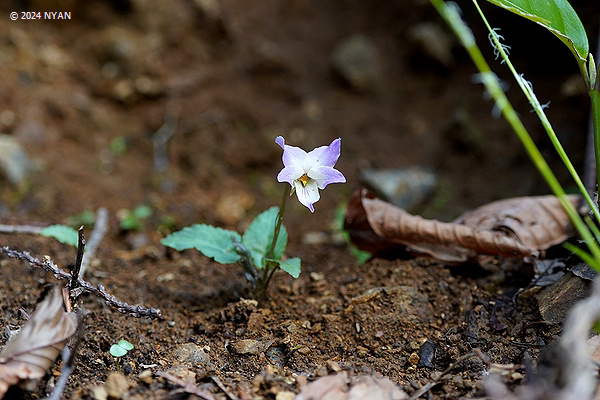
xmin=553 ymin=276 xmax=600 ymax=398
xmin=0 ymin=224 xmax=44 ymax=234
xmin=0 ymin=247 xmax=162 ymax=319
xmin=408 ymin=351 xmax=478 ymax=400
xmin=43 ymin=313 xmax=84 ymax=400
xmin=79 ymin=207 xmax=108 ymax=277
xmin=156 ymin=371 xmax=215 ymax=400
xmin=69 ymin=227 xmax=85 ymax=296
xmin=211 ymin=376 xmax=238 ymax=400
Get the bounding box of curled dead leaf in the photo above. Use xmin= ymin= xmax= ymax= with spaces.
xmin=0 ymin=285 xmax=78 ymax=398
xmin=344 ymin=188 xmax=584 ymax=263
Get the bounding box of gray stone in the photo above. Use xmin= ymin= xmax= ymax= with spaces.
xmin=331 ymin=34 xmax=382 ymax=92
xmin=360 ymin=167 xmax=438 ymax=212
xmin=0 ymin=134 xmax=35 ymax=187
xmin=174 ymin=343 xmax=211 ymax=367
xmin=407 ymin=22 xmax=454 ymax=67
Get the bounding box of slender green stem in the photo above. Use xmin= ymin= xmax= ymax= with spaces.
xmin=591 ymin=90 xmax=600 ymax=201
xmin=266 ymin=184 xmax=290 ymax=261
xmin=430 ymin=0 xmax=600 ymax=269
xmin=257 ymin=184 xmax=291 ymax=303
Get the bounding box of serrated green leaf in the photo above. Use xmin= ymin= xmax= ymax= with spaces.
xmin=161 ymin=224 xmax=241 ymax=264
xmin=242 ymin=207 xmax=287 ymax=268
xmin=278 ymin=257 xmax=301 ymax=278
xmin=486 ymin=0 xmax=588 ymax=62
xmin=40 ymin=225 xmax=79 ymax=247
xmin=118 ymin=340 xmax=134 ymax=350
xmin=110 ymin=344 xmax=128 ymax=357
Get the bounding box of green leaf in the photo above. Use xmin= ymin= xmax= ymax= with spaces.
xmin=118 ymin=340 xmax=134 ymax=351
xmin=486 ymin=0 xmax=588 ymax=62
xmin=242 ymin=207 xmax=287 ymax=268
xmin=119 ymin=205 xmax=152 ymax=231
xmin=110 ymin=344 xmax=128 ymax=357
xmin=161 ymin=224 xmax=241 ymax=264
xmin=40 ymin=225 xmax=79 ymax=247
xmin=278 ymin=257 xmax=301 ymax=278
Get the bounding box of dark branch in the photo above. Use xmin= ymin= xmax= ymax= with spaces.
xmin=69 ymin=226 xmax=85 ymax=297
xmin=0 ymin=246 xmax=162 ymax=319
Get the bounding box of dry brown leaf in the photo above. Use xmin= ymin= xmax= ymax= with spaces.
xmin=0 ymin=285 xmax=79 ymax=398
xmin=296 ymin=371 xmax=408 ymax=400
xmin=344 ymin=188 xmax=584 ymax=263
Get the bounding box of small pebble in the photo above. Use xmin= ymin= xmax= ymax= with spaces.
xmin=105 ymin=372 xmax=130 ymax=399
xmin=138 ymin=370 xmax=153 ymax=385
xmin=408 ymin=352 xmax=420 ymax=365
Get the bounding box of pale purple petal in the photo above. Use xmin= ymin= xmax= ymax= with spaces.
xmin=308 ymin=166 xmax=346 ymax=189
xmin=307 ymin=138 xmax=341 ymax=167
xmin=275 ymin=136 xmax=308 ymax=167
xmin=277 ymin=165 xmax=304 ymax=185
xmin=294 ymin=180 xmax=320 ymax=212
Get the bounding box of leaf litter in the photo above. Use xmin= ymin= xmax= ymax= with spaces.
xmin=0 ymin=285 xmax=78 ymax=397
xmin=345 ymin=188 xmax=584 ymax=264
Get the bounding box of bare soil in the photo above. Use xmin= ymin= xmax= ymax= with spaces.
xmin=0 ymin=0 xmax=599 ymax=398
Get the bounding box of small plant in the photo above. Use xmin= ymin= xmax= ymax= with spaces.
xmin=110 ymin=339 xmax=134 ymax=372
xmin=118 ymin=205 xmax=153 ymax=231
xmin=161 ymin=136 xmax=346 ymax=302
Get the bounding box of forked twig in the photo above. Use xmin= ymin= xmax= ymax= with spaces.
xmin=0 ymin=247 xmax=162 ymax=319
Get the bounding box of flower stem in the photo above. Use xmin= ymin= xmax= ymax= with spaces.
xmin=256 ymin=184 xmax=291 ymax=304
xmin=266 ymin=184 xmax=290 ymax=261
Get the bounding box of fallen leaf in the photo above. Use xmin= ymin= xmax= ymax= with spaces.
xmin=0 ymin=285 xmax=79 ymax=397
xmin=344 ymin=188 xmax=584 ymax=263
xmin=296 ymin=371 xmax=408 ymax=400
xmin=230 ymin=339 xmax=276 ymax=355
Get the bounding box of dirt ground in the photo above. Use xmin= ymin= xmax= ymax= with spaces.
xmin=0 ymin=0 xmax=599 ymax=399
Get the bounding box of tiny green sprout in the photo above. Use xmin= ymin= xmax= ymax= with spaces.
xmin=118 ymin=205 xmax=153 ymax=231
xmin=109 ymin=136 xmax=128 ymax=156
xmin=110 ymin=340 xmax=134 ymax=371
xmin=110 ymin=339 xmax=134 ymax=357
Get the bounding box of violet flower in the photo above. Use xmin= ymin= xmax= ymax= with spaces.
xmin=275 ymin=136 xmax=346 ymax=212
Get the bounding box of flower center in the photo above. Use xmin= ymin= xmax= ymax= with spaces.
xmin=299 ymin=174 xmax=309 ymax=187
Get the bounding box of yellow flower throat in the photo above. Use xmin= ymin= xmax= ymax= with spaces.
xmin=299 ymin=174 xmax=309 ymax=187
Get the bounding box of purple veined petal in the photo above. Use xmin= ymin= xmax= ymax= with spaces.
xmin=275 ymin=136 xmax=308 ymax=167
xmin=307 ymin=138 xmax=341 ymax=167
xmin=277 ymin=165 xmax=304 ymax=185
xmin=294 ymin=180 xmax=320 ymax=212
xmin=308 ymin=166 xmax=346 ymax=189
